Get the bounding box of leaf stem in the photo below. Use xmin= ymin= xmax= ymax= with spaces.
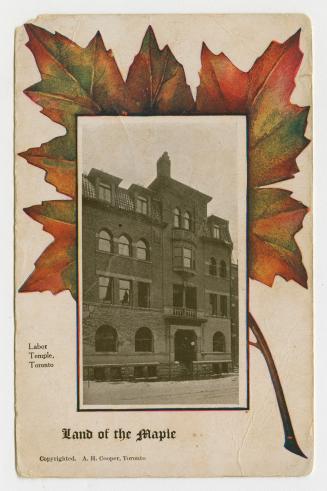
xmin=248 ymin=312 xmax=307 ymax=459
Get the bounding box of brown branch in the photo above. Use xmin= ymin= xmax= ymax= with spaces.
xmin=248 ymin=312 xmax=307 ymax=459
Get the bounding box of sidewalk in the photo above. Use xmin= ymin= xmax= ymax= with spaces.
xmin=83 ymin=373 xmax=239 ymax=406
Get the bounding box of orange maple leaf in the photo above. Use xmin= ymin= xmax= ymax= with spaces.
xmin=197 ymin=29 xmax=309 ymax=287
xmin=19 ymin=24 xmax=309 ymax=295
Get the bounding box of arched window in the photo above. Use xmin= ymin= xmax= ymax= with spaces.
xmin=213 ymin=331 xmax=226 ymax=352
xmin=209 ymin=257 xmax=217 ymax=276
xmin=98 ymin=229 xmax=112 ymax=252
xmin=95 ymin=325 xmax=117 ymax=352
xmin=135 ymin=327 xmax=153 ymax=352
xmin=183 ymin=211 xmax=191 ymax=230
xmin=219 ymin=260 xmax=227 ymax=278
xmin=173 ymin=208 xmax=181 ymax=228
xmin=136 ymin=239 xmax=149 ymax=260
xmin=118 ymin=235 xmax=131 ymax=256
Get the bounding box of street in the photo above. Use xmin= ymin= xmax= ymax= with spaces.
xmin=83 ymin=373 xmax=239 ymax=406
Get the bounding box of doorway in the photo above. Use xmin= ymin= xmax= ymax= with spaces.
xmin=174 ymin=329 xmax=197 ymax=365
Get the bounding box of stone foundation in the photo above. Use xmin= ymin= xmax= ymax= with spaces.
xmin=83 ymin=360 xmax=233 ymax=382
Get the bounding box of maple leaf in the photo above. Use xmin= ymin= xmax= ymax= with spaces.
xmin=19 ymin=200 xmax=77 ymax=298
xmin=19 ymin=24 xmax=195 ymax=295
xmin=19 ymin=24 xmax=137 ymax=198
xmin=126 ymin=26 xmax=194 ymax=114
xmin=249 ymin=189 xmax=308 ymax=287
xmin=196 ymin=29 xmax=309 ymax=287
xmin=19 ymin=24 xmax=309 ymax=295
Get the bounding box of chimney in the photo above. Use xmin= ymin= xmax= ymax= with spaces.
xmin=157 ymin=152 xmax=171 ymax=178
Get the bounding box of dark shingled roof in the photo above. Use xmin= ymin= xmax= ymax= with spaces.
xmin=82 ymin=175 xmax=96 ymax=199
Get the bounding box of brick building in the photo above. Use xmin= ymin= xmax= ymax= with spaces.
xmin=230 ymin=263 xmax=239 ymax=369
xmin=81 ymin=152 xmax=239 ymax=382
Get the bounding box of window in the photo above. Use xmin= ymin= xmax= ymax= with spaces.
xmin=133 ymin=365 xmax=157 ymax=378
xmin=209 ymin=257 xmax=217 ymax=276
xmin=220 ymin=295 xmax=228 ymax=316
xmin=119 ymin=279 xmax=131 ymax=305
xmin=174 ymin=246 xmax=194 ymax=269
xmin=138 ymin=282 xmax=150 ymax=308
xmin=174 ymin=247 xmax=182 ymax=267
xmin=136 ymin=239 xmax=149 ymax=260
xmin=213 ymin=225 xmax=221 ymax=239
xmin=98 ymin=229 xmax=112 ymax=253
xmin=173 ymin=284 xmax=184 ymax=307
xmin=110 ymin=367 xmax=122 ymax=380
xmin=173 ymin=207 xmax=181 ymax=228
xmin=134 ymin=366 xmax=145 ymax=378
xmin=219 ymin=260 xmax=227 ymax=278
xmin=136 ymin=196 xmax=148 ymax=215
xmin=183 ymin=211 xmax=191 ymax=230
xmin=99 ymin=276 xmax=113 ymax=302
xmin=98 ymin=183 xmax=111 ymax=202
xmin=135 ymin=327 xmax=153 ymax=352
xmin=185 ymin=286 xmax=197 ymax=309
xmin=173 ymin=285 xmax=197 ymax=309
xmin=209 ymin=293 xmax=218 ymax=316
xmin=94 ymin=366 xmax=105 ymax=381
xmin=213 ymin=331 xmax=226 ymax=352
xmin=148 ymin=365 xmax=157 ymax=377
xmin=95 ymin=325 xmax=117 ymax=352
xmin=183 ymin=248 xmax=192 ymax=268
xmin=118 ymin=235 xmax=131 ymax=256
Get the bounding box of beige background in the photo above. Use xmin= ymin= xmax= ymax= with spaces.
xmin=15 ymin=14 xmax=312 ymax=477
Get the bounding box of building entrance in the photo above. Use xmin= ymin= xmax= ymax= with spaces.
xmin=174 ymin=330 xmax=197 ymax=368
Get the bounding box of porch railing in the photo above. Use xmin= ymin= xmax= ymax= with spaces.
xmin=172 ymin=307 xmax=197 ymax=318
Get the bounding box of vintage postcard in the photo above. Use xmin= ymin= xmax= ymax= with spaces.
xmin=15 ymin=14 xmax=313 ymax=477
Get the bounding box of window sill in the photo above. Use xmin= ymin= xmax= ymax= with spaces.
xmin=96 ymin=250 xmax=152 ymax=263
xmin=173 ymin=266 xmax=196 ymax=274
xmin=97 ymin=302 xmax=157 ymax=311
xmin=94 ymin=351 xmax=118 ymax=354
xmin=205 ymin=273 xmax=229 ymax=279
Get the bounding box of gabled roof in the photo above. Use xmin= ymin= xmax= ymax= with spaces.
xmin=148 ymin=176 xmax=212 ymax=204
xmin=82 ymin=175 xmax=96 ymax=198
xmin=207 ymin=214 xmax=228 ymax=225
xmin=128 ymin=183 xmax=156 ymax=196
xmin=88 ymin=168 xmax=122 ymax=186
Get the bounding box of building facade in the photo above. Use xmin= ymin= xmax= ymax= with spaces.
xmin=82 ymin=152 xmax=239 ymax=382
xmin=230 ymin=263 xmax=239 ymax=369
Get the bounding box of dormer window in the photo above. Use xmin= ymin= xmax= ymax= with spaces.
xmin=213 ymin=225 xmax=221 ymax=239
xmin=136 ymin=196 xmax=148 ymax=215
xmin=183 ymin=211 xmax=191 ymax=230
xmin=98 ymin=183 xmax=111 ymax=202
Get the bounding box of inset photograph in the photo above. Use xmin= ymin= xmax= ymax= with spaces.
xmin=77 ymin=116 xmax=247 ymax=409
